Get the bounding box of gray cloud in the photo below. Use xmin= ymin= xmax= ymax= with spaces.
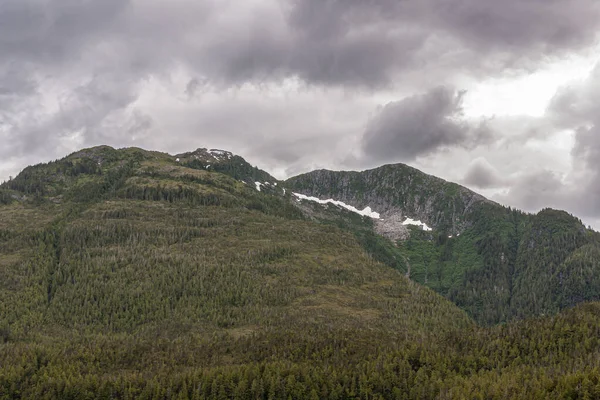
xmin=361 ymin=87 xmax=494 ymax=163
xmin=478 ymin=64 xmax=600 ymax=221
xmin=463 ymin=157 xmax=505 ymax=189
xmin=0 ymin=0 xmax=129 ymax=68
xmin=3 ymin=0 xmax=597 ymax=98
xmin=430 ymin=0 xmax=600 ymax=55
xmin=285 ymin=0 xmax=600 ymax=85
xmin=543 ymin=64 xmax=600 ymax=217
xmin=495 ymin=170 xmax=567 ymax=212
xmin=548 ymin=65 xmax=600 ymax=127
xmin=0 ymin=72 xmax=147 ymax=174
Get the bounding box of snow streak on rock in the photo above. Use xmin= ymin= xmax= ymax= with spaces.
xmin=293 ymin=193 xmax=380 ymax=219
xmin=402 ymin=218 xmax=432 ymax=231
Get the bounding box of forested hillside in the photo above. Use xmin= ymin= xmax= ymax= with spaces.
xmin=2 ymin=146 xmax=600 ymax=398
xmin=287 ymin=166 xmax=600 ymax=325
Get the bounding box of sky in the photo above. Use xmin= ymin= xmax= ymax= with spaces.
xmin=1 ymin=0 xmax=600 ymax=227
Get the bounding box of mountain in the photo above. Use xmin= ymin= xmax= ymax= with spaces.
xmin=2 ymin=146 xmax=600 ymax=398
xmin=174 ymin=147 xmax=279 ymax=187
xmin=285 ymin=164 xmax=490 ymax=237
xmin=285 ymin=164 xmax=600 ymax=325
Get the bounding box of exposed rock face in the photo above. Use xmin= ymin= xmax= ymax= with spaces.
xmin=285 ymin=163 xmax=494 ymax=238
xmin=374 ymin=212 xmax=410 ymax=242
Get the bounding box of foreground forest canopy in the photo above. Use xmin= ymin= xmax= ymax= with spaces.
xmin=1 ymin=146 xmax=600 ymax=399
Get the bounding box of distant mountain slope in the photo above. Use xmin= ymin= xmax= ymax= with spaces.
xmin=175 ymin=147 xmax=278 ymax=185
xmin=286 ymin=164 xmax=491 ymax=236
xmin=2 ymin=146 xmax=600 ymax=397
xmin=285 ymin=164 xmax=600 ymax=325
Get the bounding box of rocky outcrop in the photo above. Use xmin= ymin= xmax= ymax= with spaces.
xmin=374 ymin=212 xmax=410 ymax=242
xmin=285 ymin=163 xmax=494 ymax=237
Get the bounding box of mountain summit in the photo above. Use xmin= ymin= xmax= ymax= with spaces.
xmin=286 ymin=163 xmax=491 ymax=239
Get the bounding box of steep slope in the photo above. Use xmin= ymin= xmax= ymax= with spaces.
xmin=510 ymin=209 xmax=598 ymax=318
xmin=286 ymin=164 xmax=600 ymax=325
xmin=2 ymin=146 xmax=600 ymax=398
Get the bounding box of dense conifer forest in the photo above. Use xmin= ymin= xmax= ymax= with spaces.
xmin=1 ymin=146 xmax=600 ymax=399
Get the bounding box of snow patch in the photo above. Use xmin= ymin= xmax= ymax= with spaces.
xmin=255 ymin=182 xmax=262 ymax=191
xmin=402 ymin=218 xmax=432 ymax=231
xmin=293 ymin=193 xmax=380 ymax=219
xmin=207 ymin=149 xmax=232 ymax=160
xmin=175 ymin=158 xmax=180 ymax=162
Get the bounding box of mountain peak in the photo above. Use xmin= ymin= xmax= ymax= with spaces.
xmin=285 ymin=164 xmax=490 ymax=236
xmin=174 ymin=148 xmax=276 ymax=184
xmin=176 ymin=148 xmax=234 ymax=163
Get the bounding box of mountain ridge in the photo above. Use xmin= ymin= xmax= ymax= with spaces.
xmin=3 ymin=144 xmax=599 ymax=326
xmin=286 ymin=163 xmax=493 ymax=235
xmin=3 ymin=145 xmax=600 ymax=397
xmin=284 ymin=162 xmax=600 ymax=325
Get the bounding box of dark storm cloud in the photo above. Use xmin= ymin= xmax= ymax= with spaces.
xmin=4 ymin=0 xmax=596 ymax=95
xmin=192 ymin=0 xmax=600 ymax=88
xmin=285 ymin=0 xmax=600 ymax=84
xmin=1 ymin=0 xmax=598 ymax=119
xmin=361 ymin=87 xmax=494 ymax=162
xmin=0 ymin=0 xmax=129 ymax=66
xmin=429 ymin=0 xmax=600 ymax=54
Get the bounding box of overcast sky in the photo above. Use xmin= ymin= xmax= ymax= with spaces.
xmin=1 ymin=0 xmax=600 ymax=226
